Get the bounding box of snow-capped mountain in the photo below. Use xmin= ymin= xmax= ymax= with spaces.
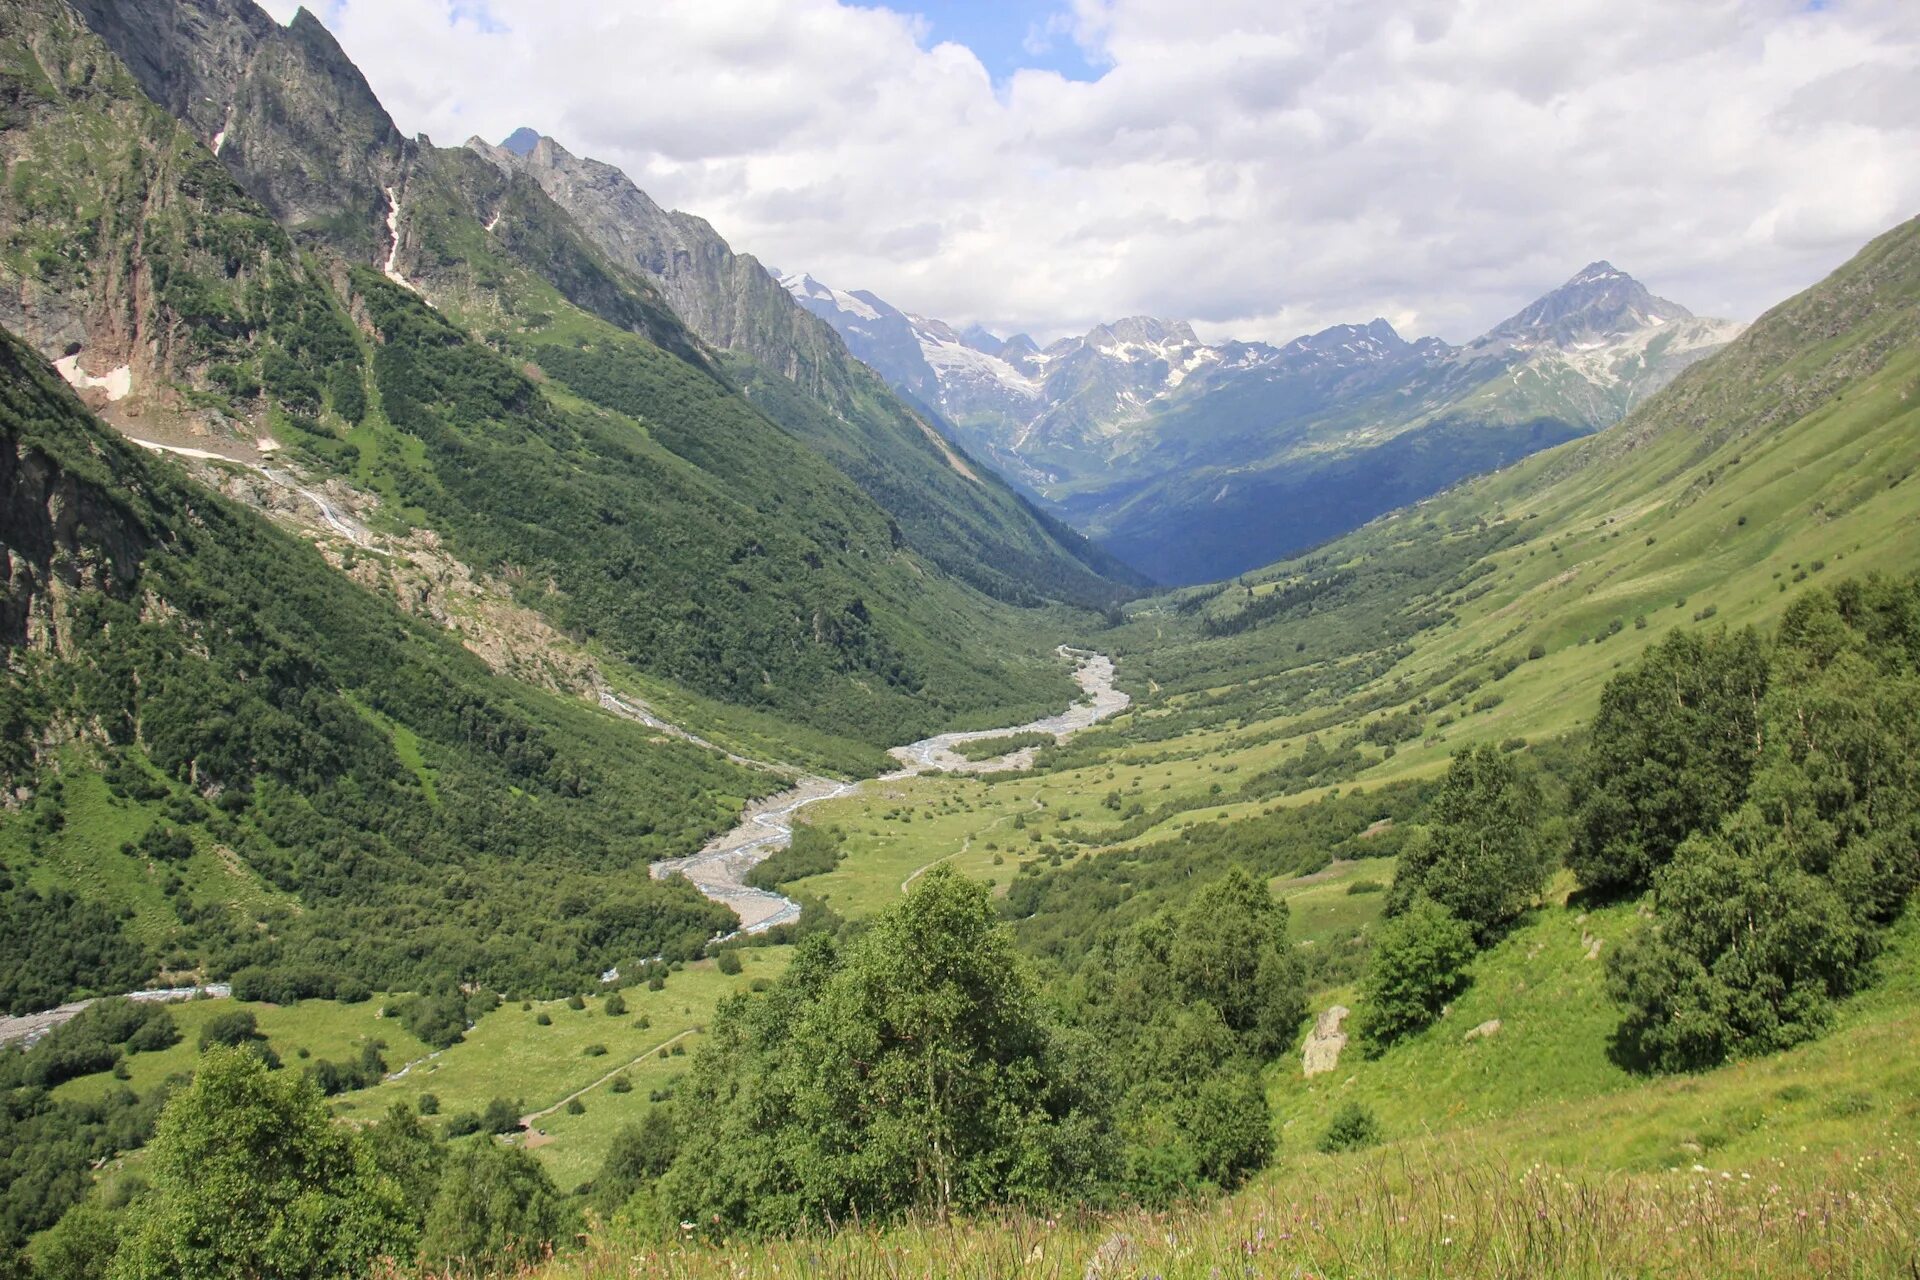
xmin=784 ymin=264 xmax=1741 ymax=583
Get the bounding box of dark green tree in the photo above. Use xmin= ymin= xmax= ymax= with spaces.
xmin=1570 ymin=628 xmax=1769 ymax=894
xmin=419 ymin=1143 xmax=568 ymax=1276
xmin=30 ymin=1203 xmax=119 ymax=1280
xmin=1608 ymin=578 xmax=1920 ymax=1070
xmin=108 ymin=1047 xmax=409 ymax=1280
xmin=589 ymin=1108 xmax=679 ymax=1218
xmin=658 ymin=869 xmax=1112 ymax=1233
xmin=1390 ymin=745 xmax=1547 ymax=939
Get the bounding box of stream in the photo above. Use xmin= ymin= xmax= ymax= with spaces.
xmin=649 ymin=647 xmax=1130 ymax=933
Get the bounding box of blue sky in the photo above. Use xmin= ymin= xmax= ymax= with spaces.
xmin=875 ymin=1 xmax=1106 ymax=83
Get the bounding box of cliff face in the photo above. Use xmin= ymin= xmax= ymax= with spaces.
xmin=469 ymin=133 xmax=848 ymax=402
xmin=66 ymin=0 xmax=408 ymax=252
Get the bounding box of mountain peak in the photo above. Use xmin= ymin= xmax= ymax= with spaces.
xmin=501 ymin=126 xmax=543 ymax=157
xmin=1481 ymin=260 xmax=1694 ymax=348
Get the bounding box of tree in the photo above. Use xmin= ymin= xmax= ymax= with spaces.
xmin=108 ymin=1047 xmax=409 ymax=1280
xmin=1354 ymin=897 xmax=1476 ymax=1050
xmin=1165 ymin=867 xmax=1306 ymax=1055
xmin=361 ymin=1103 xmax=446 ymax=1226
xmin=419 ymin=1142 xmax=568 ymax=1276
xmin=590 ymin=1108 xmax=679 ymax=1218
xmin=658 ymin=869 xmax=1113 ymax=1233
xmin=31 ymin=1203 xmax=119 ymax=1280
xmin=1569 ymin=628 xmax=1769 ymax=894
xmin=1608 ymin=578 xmax=1920 ymax=1070
xmin=1390 ymin=745 xmax=1547 ymax=939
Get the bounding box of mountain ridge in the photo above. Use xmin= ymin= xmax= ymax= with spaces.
xmin=785 ymin=261 xmax=1744 ymax=583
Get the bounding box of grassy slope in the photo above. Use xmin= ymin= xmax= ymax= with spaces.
xmin=47 ymin=950 xmax=791 ymax=1198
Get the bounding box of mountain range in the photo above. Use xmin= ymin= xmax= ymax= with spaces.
xmin=784 ymin=263 xmax=1743 ymax=582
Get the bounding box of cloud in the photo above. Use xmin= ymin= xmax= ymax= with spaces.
xmin=256 ymin=0 xmax=1920 ymax=343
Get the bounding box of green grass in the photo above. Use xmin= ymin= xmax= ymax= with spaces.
xmin=334 ymin=951 xmax=792 ymax=1183
xmin=52 ymin=995 xmax=434 ymax=1105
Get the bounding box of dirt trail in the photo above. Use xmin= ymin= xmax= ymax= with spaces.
xmin=519 ymin=1028 xmax=700 ymax=1130
xmin=654 ymin=648 xmax=1130 ymax=933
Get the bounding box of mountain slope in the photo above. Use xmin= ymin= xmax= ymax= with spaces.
xmin=466 ymin=131 xmax=1141 ymax=605
xmin=788 ymin=266 xmax=1742 ymax=584
xmin=0 ymin=321 xmax=754 ymax=1010
xmin=0 ymin=0 xmax=1097 ymax=751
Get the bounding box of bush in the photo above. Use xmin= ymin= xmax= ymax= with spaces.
xmin=534 ymin=1012 xmax=552 ymax=1026
xmin=566 ymin=994 xmax=586 ymax=1011
xmin=1345 ymin=878 xmax=1384 ymax=896
xmin=444 ymin=1112 xmax=482 ymax=1137
xmin=482 ymin=1098 xmax=523 ymax=1135
xmin=583 ymin=1044 xmax=608 ymax=1057
xmin=603 ymin=992 xmax=627 ymax=1017
xmin=1354 ymin=898 xmax=1476 ymax=1051
xmin=418 ymin=1093 xmax=440 ymax=1116
xmin=565 ymin=1098 xmax=585 ymax=1115
xmin=609 ymin=1074 xmax=632 ymax=1094
xmin=1317 ymin=1101 xmax=1381 ymax=1153
xmin=715 ymin=950 xmax=743 ymax=976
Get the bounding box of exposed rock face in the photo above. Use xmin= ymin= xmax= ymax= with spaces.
xmin=68 ymin=0 xmax=409 ymax=247
xmin=470 ymin=132 xmax=848 ymax=401
xmin=1303 ymin=1004 xmax=1350 ymax=1077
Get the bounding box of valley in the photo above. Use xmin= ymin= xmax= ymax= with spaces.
xmin=0 ymin=2 xmax=1917 ymax=1278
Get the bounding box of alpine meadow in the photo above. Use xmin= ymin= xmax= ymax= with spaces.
xmin=2 ymin=2 xmax=1918 ymax=1278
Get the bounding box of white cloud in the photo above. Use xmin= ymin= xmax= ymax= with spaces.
xmin=258 ymin=0 xmax=1920 ymax=344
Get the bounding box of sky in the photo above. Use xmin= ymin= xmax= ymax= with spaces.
xmin=258 ymin=0 xmax=1920 ymax=346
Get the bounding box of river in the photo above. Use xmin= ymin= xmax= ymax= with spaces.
xmin=649 ymin=647 xmax=1129 ymax=933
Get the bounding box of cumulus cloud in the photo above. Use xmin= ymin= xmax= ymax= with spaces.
xmin=258 ymin=0 xmax=1920 ymax=343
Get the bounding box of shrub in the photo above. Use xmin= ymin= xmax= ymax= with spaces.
xmin=1317 ymin=1102 xmax=1381 ymax=1153
xmin=534 ymin=1012 xmax=552 ymax=1026
xmin=715 ymin=950 xmax=743 ymax=976
xmin=1345 ymin=878 xmax=1385 ymax=896
xmin=566 ymin=994 xmax=586 ymax=1011
xmin=565 ymin=1098 xmax=586 ymax=1115
xmin=583 ymin=1044 xmax=608 ymax=1057
xmin=418 ymin=1093 xmax=440 ymax=1116
xmin=481 ymin=1098 xmax=523 ymax=1135
xmin=1354 ymin=898 xmax=1476 ymax=1051
xmin=603 ymin=992 xmax=627 ymax=1017
xmin=609 ymin=1074 xmax=632 ymax=1094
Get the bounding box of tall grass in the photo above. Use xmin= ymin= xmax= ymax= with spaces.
xmin=512 ymin=1137 xmax=1918 ymax=1280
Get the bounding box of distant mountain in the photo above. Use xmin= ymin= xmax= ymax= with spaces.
xmin=786 ymin=265 xmax=1742 ymax=584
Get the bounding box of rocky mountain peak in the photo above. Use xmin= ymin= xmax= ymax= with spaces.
xmin=1479 ymin=261 xmax=1696 ymax=350
xmin=1087 ymin=316 xmax=1200 ymax=356
xmin=501 ymin=126 xmax=542 ymax=157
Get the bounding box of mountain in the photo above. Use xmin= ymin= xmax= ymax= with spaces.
xmin=465 ymin=130 xmax=1143 ymax=605
xmin=0 ymin=320 xmax=756 ymax=1007
xmin=785 ymin=264 xmax=1742 ymax=583
xmin=0 ymin=0 xmax=1131 ymax=762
